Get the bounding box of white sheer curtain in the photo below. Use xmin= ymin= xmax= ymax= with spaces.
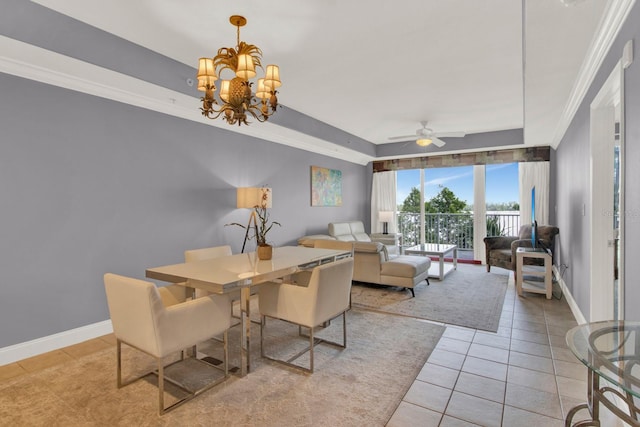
xmin=371 ymin=171 xmax=397 ymax=233
xmin=473 ymin=165 xmax=487 ymax=263
xmin=519 ymin=161 xmax=550 ymax=226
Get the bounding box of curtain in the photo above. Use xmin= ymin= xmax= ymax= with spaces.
xmin=371 ymin=171 xmax=397 ymax=233
xmin=519 ymin=161 xmax=550 ymax=226
xmin=473 ymin=165 xmax=487 ymax=263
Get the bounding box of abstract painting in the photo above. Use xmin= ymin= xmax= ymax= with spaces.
xmin=311 ymin=166 xmax=342 ymax=206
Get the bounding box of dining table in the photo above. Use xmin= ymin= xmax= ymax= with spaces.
xmin=145 ymin=245 xmax=352 ymax=376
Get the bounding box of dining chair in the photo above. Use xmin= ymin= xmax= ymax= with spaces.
xmin=258 ymin=257 xmax=354 ymax=373
xmin=104 ymin=273 xmax=231 ymax=415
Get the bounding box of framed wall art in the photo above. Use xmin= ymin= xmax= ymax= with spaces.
xmin=310 ymin=166 xmax=342 ymax=207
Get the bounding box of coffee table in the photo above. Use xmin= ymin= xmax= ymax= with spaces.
xmin=404 ymin=243 xmax=458 ymax=280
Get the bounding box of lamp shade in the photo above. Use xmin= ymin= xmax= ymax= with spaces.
xmin=255 ymin=78 xmax=269 ymax=100
xmin=379 ymin=211 xmax=394 ymax=222
xmin=197 ymin=58 xmax=216 ymax=78
xmin=263 ymin=65 xmax=281 ymax=89
xmin=219 ymin=80 xmax=230 ymax=102
xmin=236 ymin=54 xmax=257 ymax=80
xmin=237 ymin=187 xmax=272 ymax=209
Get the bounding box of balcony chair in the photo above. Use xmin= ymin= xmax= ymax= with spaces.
xmin=104 ymin=273 xmax=231 ymax=414
xmin=484 ymin=224 xmax=559 ymax=278
xmin=258 ymin=257 xmax=354 ymax=373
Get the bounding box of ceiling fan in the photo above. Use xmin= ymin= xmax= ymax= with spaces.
xmin=388 ymin=120 xmax=466 ymax=148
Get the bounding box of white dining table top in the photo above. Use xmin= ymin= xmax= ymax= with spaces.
xmin=146 ymin=246 xmax=350 ymax=293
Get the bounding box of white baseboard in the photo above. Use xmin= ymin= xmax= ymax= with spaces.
xmin=553 ymin=265 xmax=586 ymax=325
xmin=0 ymin=320 xmax=113 ymax=366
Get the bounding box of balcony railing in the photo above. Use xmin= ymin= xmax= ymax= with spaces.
xmin=397 ymin=211 xmax=520 ymax=250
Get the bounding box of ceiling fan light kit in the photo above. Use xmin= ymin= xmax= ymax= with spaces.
xmin=197 ymin=15 xmax=281 ymax=126
xmin=388 ymin=120 xmax=465 ymax=149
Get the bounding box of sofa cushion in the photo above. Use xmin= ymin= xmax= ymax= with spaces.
xmin=329 ymin=222 xmax=352 ymax=238
xmin=381 ymin=255 xmax=430 ymax=277
xmin=491 ymin=248 xmax=512 ymax=264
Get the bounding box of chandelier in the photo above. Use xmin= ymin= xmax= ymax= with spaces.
xmin=197 ymin=15 xmax=281 ymax=126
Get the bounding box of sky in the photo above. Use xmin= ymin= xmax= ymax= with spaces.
xmin=396 ymin=163 xmax=519 ymax=207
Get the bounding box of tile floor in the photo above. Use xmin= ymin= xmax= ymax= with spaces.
xmin=387 ymin=270 xmax=600 ymax=427
xmin=0 ymin=268 xmax=605 ymax=426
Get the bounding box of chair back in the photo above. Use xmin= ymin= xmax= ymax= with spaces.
xmin=185 ymin=245 xmax=232 ymax=262
xmin=104 ymin=273 xmax=164 ymax=357
xmin=307 ymin=258 xmax=354 ymax=326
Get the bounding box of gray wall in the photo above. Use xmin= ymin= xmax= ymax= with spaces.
xmin=0 ymin=73 xmax=369 ymax=348
xmin=553 ymin=2 xmax=640 ymax=321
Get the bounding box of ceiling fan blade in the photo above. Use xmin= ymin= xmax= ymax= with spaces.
xmin=388 ymin=134 xmax=416 ymax=141
xmin=434 ymin=131 xmax=466 ymax=138
xmin=431 ymin=137 xmax=446 ymax=148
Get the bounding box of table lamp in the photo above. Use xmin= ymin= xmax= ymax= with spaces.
xmin=379 ymin=211 xmax=393 ymax=234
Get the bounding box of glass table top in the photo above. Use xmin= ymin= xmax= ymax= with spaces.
xmin=566 ymin=321 xmax=640 ymax=399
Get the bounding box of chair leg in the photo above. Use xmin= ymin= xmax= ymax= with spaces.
xmin=426 ymin=278 xmax=430 ymax=286
xmin=116 ymin=339 xmax=122 ymax=388
xmin=309 ymin=327 xmax=314 ymax=373
xmin=158 ymin=358 xmax=165 ymax=415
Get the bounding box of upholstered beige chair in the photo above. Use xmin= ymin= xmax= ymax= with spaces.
xmin=104 ymin=273 xmax=231 ymax=414
xmin=258 ymin=257 xmax=354 ymax=373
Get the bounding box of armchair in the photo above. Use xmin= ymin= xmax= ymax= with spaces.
xmin=258 ymin=258 xmax=354 ymax=373
xmin=104 ymin=273 xmax=231 ymax=414
xmin=484 ymin=224 xmax=559 ymax=275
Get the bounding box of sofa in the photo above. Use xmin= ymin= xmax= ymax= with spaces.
xmin=484 ymin=224 xmax=559 ymax=275
xmin=351 ymin=242 xmax=430 ymax=297
xmin=298 ymin=221 xmax=400 ymax=254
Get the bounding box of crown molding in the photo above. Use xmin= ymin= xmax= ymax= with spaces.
xmin=0 ymin=36 xmax=373 ymax=166
xmin=551 ymin=0 xmax=636 ymax=148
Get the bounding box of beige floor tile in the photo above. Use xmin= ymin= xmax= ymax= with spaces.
xmin=387 ymin=401 xmax=442 ymax=427
xmin=510 ymin=328 xmax=549 ymax=345
xmin=560 ymin=395 xmax=588 ymax=421
xmin=512 ymin=319 xmax=548 ymax=334
xmin=502 ymin=405 xmax=564 ymax=427
xmin=403 ymin=380 xmax=452 ymax=413
xmin=461 ymin=356 xmax=507 ymax=382
xmin=512 ymin=311 xmax=546 ymax=324
xmin=467 ymin=343 xmax=509 ymax=364
xmin=445 ymin=391 xmax=503 ymax=427
xmin=436 ymin=337 xmax=471 ymax=355
xmin=509 ymin=338 xmax=552 ymax=358
xmin=443 ymin=326 xmax=476 ymax=342
xmin=99 ymin=333 xmax=117 ymax=346
xmin=454 ymin=371 xmax=506 ymax=404
xmin=551 ymin=346 xmax=579 ymax=363
xmin=504 ymin=382 xmax=562 ymax=419
xmin=549 ymin=334 xmax=569 ymax=348
xmin=554 ymin=359 xmax=587 ymax=380
xmin=417 ymin=362 xmax=460 ymax=389
xmin=18 ymin=350 xmax=73 ymax=372
xmin=62 ymin=338 xmax=112 ymax=359
xmin=556 ymin=376 xmax=587 ymax=400
xmin=427 ymin=349 xmax=466 ymax=370
xmin=507 ymin=365 xmax=557 ymax=394
xmin=472 ymin=332 xmax=510 ymax=350
xmin=440 ymin=415 xmax=482 ymax=426
xmin=508 ymin=351 xmax=554 ymax=374
xmin=0 ymin=363 xmax=27 ymax=381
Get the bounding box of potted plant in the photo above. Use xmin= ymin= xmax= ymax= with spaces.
xmin=228 ymin=187 xmax=281 ymax=260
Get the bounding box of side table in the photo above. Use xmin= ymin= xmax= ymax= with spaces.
xmin=516 ymin=247 xmax=552 ymax=299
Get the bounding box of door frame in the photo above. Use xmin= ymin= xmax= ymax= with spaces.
xmin=589 ymin=60 xmax=624 ymax=322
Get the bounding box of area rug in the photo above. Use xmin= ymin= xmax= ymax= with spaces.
xmin=351 ymin=263 xmax=509 ymax=332
xmin=0 ymin=308 xmax=444 ymax=427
